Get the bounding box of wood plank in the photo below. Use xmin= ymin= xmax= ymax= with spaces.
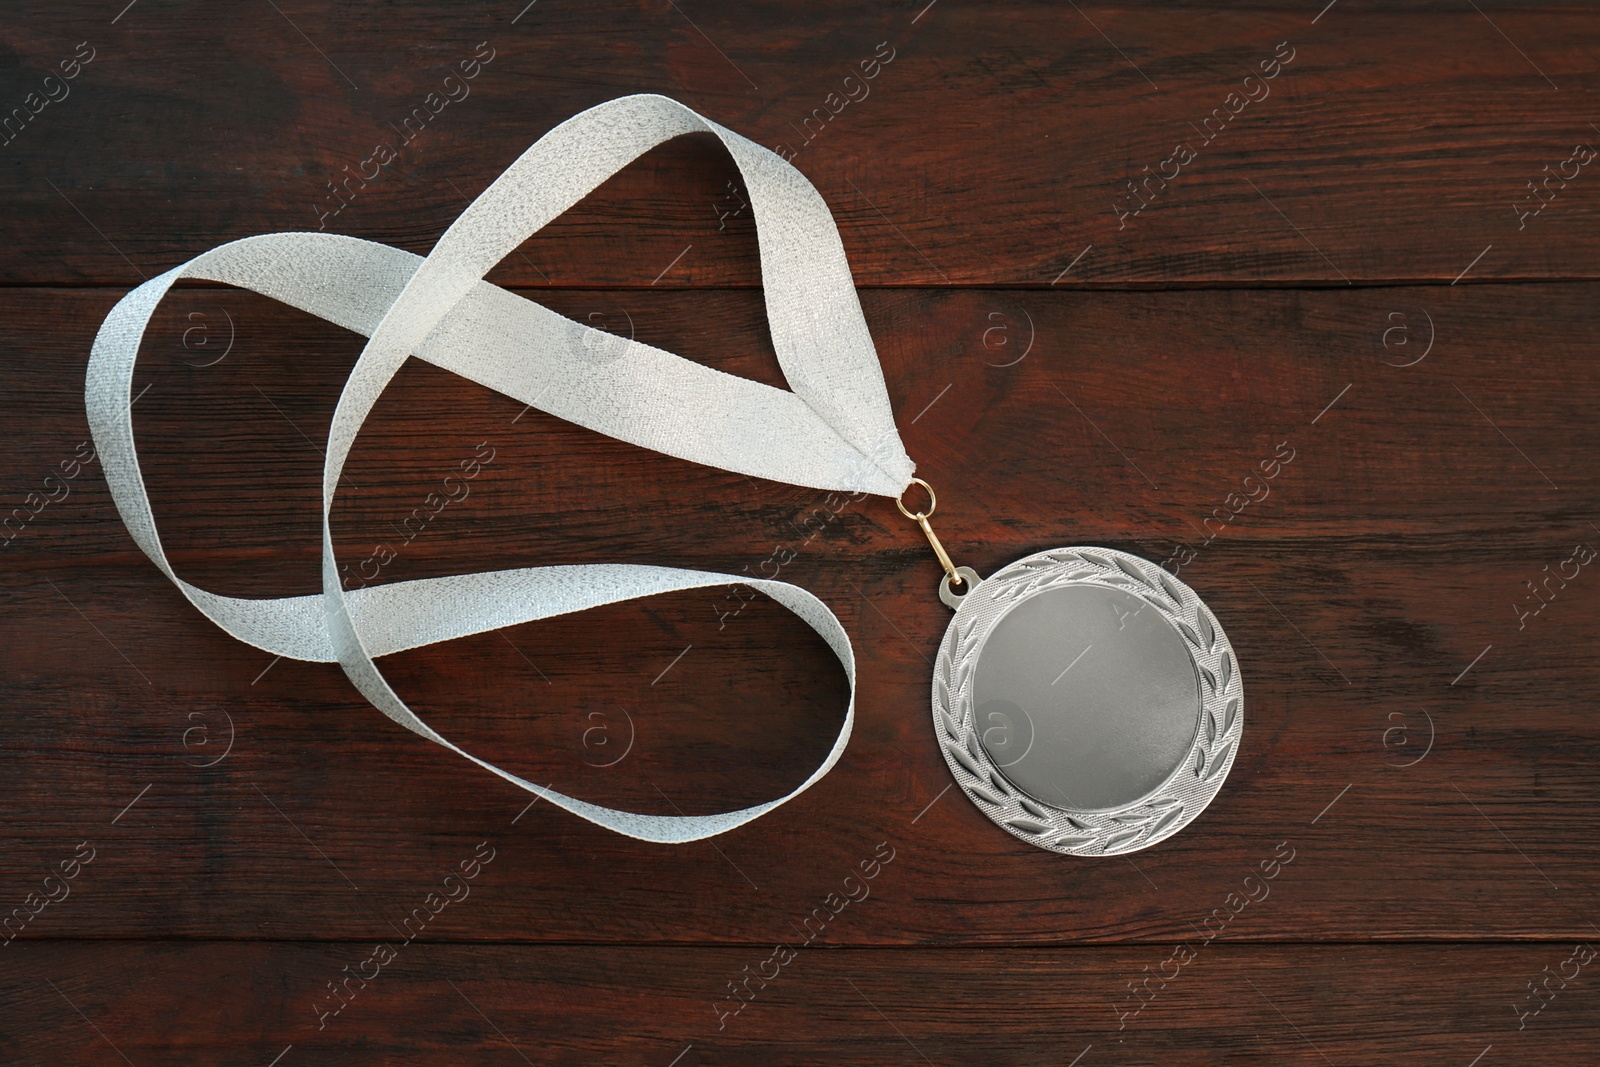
xmin=2 ymin=282 xmax=1593 ymax=567
xmin=3 ymin=943 xmax=1594 ymax=1065
xmin=3 ymin=551 xmax=1596 ymax=944
xmin=1 ymin=283 xmax=1596 ymax=942
xmin=5 ymin=4 xmax=1600 ymax=284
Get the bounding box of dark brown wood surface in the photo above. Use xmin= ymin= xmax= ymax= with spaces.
xmin=4 ymin=2 xmax=1600 ymax=1064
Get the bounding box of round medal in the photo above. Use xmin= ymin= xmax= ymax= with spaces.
xmin=930 ymin=546 xmax=1242 ymax=855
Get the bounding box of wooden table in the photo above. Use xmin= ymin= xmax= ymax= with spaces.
xmin=4 ymin=3 xmax=1598 ymax=1063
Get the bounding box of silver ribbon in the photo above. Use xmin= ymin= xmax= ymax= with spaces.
xmin=86 ymin=94 xmax=916 ymax=842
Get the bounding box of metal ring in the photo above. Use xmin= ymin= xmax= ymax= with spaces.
xmin=938 ymin=566 xmax=982 ymax=610
xmin=896 ymin=477 xmax=937 ymax=521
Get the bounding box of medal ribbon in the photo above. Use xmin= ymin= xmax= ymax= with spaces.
xmin=85 ymin=94 xmax=916 ymax=843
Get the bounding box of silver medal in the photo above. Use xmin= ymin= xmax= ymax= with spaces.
xmin=929 ymin=546 xmax=1242 ymax=856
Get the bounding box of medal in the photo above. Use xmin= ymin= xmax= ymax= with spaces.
xmin=898 ymin=480 xmax=1242 ymax=854
xmin=85 ymin=92 xmax=1241 ymax=851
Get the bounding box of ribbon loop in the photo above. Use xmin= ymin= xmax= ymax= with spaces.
xmin=86 ymin=94 xmax=910 ymax=842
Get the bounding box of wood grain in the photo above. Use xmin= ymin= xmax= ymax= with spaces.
xmin=2 ymin=283 xmax=1593 ymax=570
xmin=4 ymin=943 xmax=1595 ymax=1066
xmin=3 ymin=3 xmax=1600 ymax=285
xmin=4 ymin=1 xmax=1600 ymax=1061
xmin=1 ymin=283 xmax=1596 ymax=947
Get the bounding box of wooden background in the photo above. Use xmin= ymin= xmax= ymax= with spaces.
xmin=3 ymin=1 xmax=1599 ymax=1063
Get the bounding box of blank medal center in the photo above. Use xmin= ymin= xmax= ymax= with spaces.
xmin=974 ymin=584 xmax=1202 ymax=811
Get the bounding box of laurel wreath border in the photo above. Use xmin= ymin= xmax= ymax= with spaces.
xmin=932 ymin=547 xmax=1244 ymax=856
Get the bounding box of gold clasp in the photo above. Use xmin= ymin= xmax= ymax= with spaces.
xmin=896 ymin=478 xmax=978 ymax=608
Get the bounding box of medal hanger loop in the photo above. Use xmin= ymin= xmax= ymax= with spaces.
xmin=895 ymin=477 xmax=981 ymax=609
xmin=82 ymin=93 xmax=916 ymax=845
